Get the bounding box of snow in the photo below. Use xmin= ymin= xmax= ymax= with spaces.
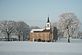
xmin=0 ymin=39 xmax=82 ymax=55
xmin=30 ymin=29 xmax=44 ymax=33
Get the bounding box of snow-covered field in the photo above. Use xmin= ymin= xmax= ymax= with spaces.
xmin=0 ymin=39 xmax=82 ymax=55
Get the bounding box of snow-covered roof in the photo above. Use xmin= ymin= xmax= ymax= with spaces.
xmin=30 ymin=29 xmax=44 ymax=33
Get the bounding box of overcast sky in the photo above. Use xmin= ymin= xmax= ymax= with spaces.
xmin=0 ymin=0 xmax=82 ymax=27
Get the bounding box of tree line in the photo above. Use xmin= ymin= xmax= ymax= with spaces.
xmin=0 ymin=12 xmax=81 ymax=43
xmin=0 ymin=21 xmax=30 ymax=41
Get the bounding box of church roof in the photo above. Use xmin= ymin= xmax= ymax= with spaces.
xmin=30 ymin=29 xmax=44 ymax=33
xmin=30 ymin=28 xmax=50 ymax=33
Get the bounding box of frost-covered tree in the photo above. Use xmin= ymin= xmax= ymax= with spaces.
xmin=52 ymin=22 xmax=58 ymax=41
xmin=78 ymin=31 xmax=82 ymax=39
xmin=15 ymin=21 xmax=30 ymax=41
xmin=58 ymin=13 xmax=80 ymax=43
xmin=52 ymin=22 xmax=64 ymax=41
xmin=53 ymin=27 xmax=58 ymax=42
xmin=0 ymin=21 xmax=16 ymax=41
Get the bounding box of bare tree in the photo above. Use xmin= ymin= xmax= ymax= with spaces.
xmin=58 ymin=13 xmax=80 ymax=43
xmin=0 ymin=21 xmax=16 ymax=41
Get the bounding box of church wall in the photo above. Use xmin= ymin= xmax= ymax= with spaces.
xmin=29 ymin=32 xmax=53 ymax=41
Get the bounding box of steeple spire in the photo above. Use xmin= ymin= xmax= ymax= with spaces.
xmin=47 ymin=17 xmax=50 ymax=23
xmin=46 ymin=17 xmax=51 ymax=30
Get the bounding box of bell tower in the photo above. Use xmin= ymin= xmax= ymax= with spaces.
xmin=45 ymin=17 xmax=51 ymax=30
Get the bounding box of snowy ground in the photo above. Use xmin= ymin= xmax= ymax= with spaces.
xmin=0 ymin=39 xmax=82 ymax=55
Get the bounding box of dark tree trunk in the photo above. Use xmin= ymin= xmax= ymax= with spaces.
xmin=18 ymin=35 xmax=20 ymax=41
xmin=68 ymin=29 xmax=70 ymax=43
xmin=7 ymin=33 xmax=10 ymax=41
xmin=68 ymin=36 xmax=70 ymax=43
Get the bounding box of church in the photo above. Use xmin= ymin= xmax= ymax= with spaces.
xmin=29 ymin=17 xmax=53 ymax=42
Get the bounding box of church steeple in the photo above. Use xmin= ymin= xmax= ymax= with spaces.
xmin=47 ymin=17 xmax=50 ymax=23
xmin=45 ymin=17 xmax=51 ymax=30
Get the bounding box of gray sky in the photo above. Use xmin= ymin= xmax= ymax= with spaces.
xmin=0 ymin=0 xmax=82 ymax=27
